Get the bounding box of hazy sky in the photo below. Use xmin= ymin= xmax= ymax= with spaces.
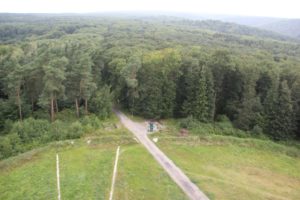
xmin=1 ymin=0 xmax=300 ymax=18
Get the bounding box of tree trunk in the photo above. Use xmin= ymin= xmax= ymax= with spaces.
xmin=31 ymin=97 xmax=34 ymax=113
xmin=75 ymin=98 xmax=79 ymax=117
xmin=55 ymin=98 xmax=59 ymax=113
xmin=17 ymin=88 xmax=22 ymax=121
xmin=51 ymin=96 xmax=55 ymax=122
xmin=85 ymin=98 xmax=88 ymax=115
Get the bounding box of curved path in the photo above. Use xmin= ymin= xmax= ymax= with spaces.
xmin=115 ymin=110 xmax=209 ymax=200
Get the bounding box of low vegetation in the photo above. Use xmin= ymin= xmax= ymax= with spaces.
xmin=0 ymin=110 xmax=118 ymax=159
xmin=0 ymin=13 xmax=300 ymax=200
xmin=0 ymin=127 xmax=187 ymax=200
xmin=151 ymin=122 xmax=300 ymax=200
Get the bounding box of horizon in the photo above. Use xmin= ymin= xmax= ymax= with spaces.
xmin=0 ymin=11 xmax=299 ymax=21
xmin=1 ymin=0 xmax=300 ymax=19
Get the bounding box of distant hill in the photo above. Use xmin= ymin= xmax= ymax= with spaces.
xmin=196 ymin=15 xmax=300 ymax=40
xmin=150 ymin=12 xmax=300 ymax=40
xmin=172 ymin=19 xmax=294 ymax=42
xmin=260 ymin=19 xmax=300 ymax=39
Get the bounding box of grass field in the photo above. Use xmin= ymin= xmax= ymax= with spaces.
xmin=0 ymin=134 xmax=187 ymax=199
xmin=115 ymin=145 xmax=188 ymax=200
xmin=153 ymin=134 xmax=300 ymax=200
xmin=2 ymin=114 xmax=300 ymax=200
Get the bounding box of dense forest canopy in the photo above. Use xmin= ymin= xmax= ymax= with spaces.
xmin=0 ymin=13 xmax=300 ymax=158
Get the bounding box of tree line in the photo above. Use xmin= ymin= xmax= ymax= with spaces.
xmin=108 ymin=48 xmax=300 ymax=140
xmin=0 ymin=15 xmax=300 ymax=142
xmin=0 ymin=39 xmax=112 ymax=127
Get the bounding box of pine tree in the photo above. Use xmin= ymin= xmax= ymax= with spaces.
xmin=39 ymin=57 xmax=68 ymax=122
xmin=79 ymin=54 xmax=97 ymax=115
xmin=271 ymin=80 xmax=295 ymax=140
xmin=65 ymin=45 xmax=96 ymax=117
xmin=6 ymin=48 xmax=25 ymax=121
xmin=204 ymin=67 xmax=216 ymax=121
xmin=291 ymin=80 xmax=300 ymax=138
xmin=182 ymin=62 xmax=209 ymax=121
xmin=234 ymin=67 xmax=262 ymax=131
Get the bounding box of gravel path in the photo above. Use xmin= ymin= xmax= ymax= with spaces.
xmin=115 ymin=110 xmax=209 ymax=200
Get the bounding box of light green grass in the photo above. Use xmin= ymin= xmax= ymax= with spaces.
xmin=115 ymin=144 xmax=188 ymax=200
xmin=0 ymin=147 xmax=57 ymax=199
xmin=59 ymin=145 xmax=115 ymax=200
xmin=0 ymin=141 xmax=117 ymax=200
xmin=156 ymin=137 xmax=300 ymax=200
xmin=0 ymin=137 xmax=188 ymax=200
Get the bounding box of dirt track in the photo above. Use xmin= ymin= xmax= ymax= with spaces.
xmin=115 ymin=110 xmax=209 ymax=200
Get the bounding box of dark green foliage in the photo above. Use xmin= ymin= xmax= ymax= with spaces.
xmin=205 ymin=67 xmax=216 ymax=121
xmin=89 ymin=86 xmax=113 ymax=118
xmin=181 ymin=64 xmax=209 ymax=121
xmin=1 ymin=14 xmax=300 ymax=160
xmin=234 ymin=66 xmax=263 ymax=131
xmin=179 ymin=116 xmax=198 ymax=129
xmin=0 ymin=114 xmax=105 ymax=159
xmin=0 ymin=137 xmax=13 ymax=159
xmin=135 ymin=64 xmax=163 ymax=119
xmin=134 ymin=49 xmax=181 ymax=119
xmin=267 ymin=81 xmax=296 ymax=140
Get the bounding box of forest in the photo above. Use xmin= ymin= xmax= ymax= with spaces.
xmin=0 ymin=14 xmax=300 ymax=159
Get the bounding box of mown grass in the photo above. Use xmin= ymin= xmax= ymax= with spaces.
xmin=114 ymin=144 xmax=188 ymax=200
xmin=58 ymin=145 xmax=115 ymax=200
xmin=155 ymin=136 xmax=300 ymax=200
xmin=0 ymin=143 xmax=118 ymax=200
xmin=0 ymin=131 xmax=188 ymax=200
xmin=0 ymin=147 xmax=57 ymax=199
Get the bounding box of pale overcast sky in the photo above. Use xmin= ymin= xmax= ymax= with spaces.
xmin=1 ymin=0 xmax=300 ymax=18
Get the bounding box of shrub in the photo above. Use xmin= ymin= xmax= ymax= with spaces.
xmin=8 ymin=132 xmax=22 ymax=153
xmin=216 ymin=115 xmax=230 ymax=122
xmin=54 ymin=109 xmax=77 ymax=122
xmin=0 ymin=136 xmax=12 ymax=159
xmin=80 ymin=115 xmax=102 ymax=130
xmin=67 ymin=121 xmax=83 ymax=139
xmin=252 ymin=125 xmax=263 ymax=136
xmin=49 ymin=120 xmax=66 ymax=140
xmin=11 ymin=118 xmax=51 ymax=143
xmin=0 ymin=110 xmax=108 ymax=160
xmin=179 ymin=116 xmax=198 ymax=129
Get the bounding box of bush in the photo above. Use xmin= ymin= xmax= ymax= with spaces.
xmin=1 ymin=119 xmax=13 ymax=135
xmin=216 ymin=115 xmax=230 ymax=122
xmin=0 ymin=137 xmax=13 ymax=159
xmin=31 ymin=109 xmax=49 ymax=120
xmin=50 ymin=120 xmax=66 ymax=140
xmin=68 ymin=121 xmax=83 ymax=139
xmin=11 ymin=118 xmax=51 ymax=143
xmin=252 ymin=125 xmax=263 ymax=135
xmin=55 ymin=109 xmax=77 ymax=122
xmin=179 ymin=116 xmax=198 ymax=129
xmin=8 ymin=132 xmax=22 ymax=153
xmin=80 ymin=115 xmax=103 ymax=133
xmin=0 ymin=110 xmax=109 ymax=160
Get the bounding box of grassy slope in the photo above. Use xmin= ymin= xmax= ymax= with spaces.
xmin=0 ymin=142 xmax=116 ymax=200
xmin=0 ymin=147 xmax=57 ymax=199
xmin=158 ymin=141 xmax=300 ymax=200
xmin=115 ymin=144 xmax=188 ymax=200
xmin=151 ymin=119 xmax=300 ymax=200
xmin=0 ymin=131 xmax=187 ymax=199
xmin=59 ymin=145 xmax=114 ymax=200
